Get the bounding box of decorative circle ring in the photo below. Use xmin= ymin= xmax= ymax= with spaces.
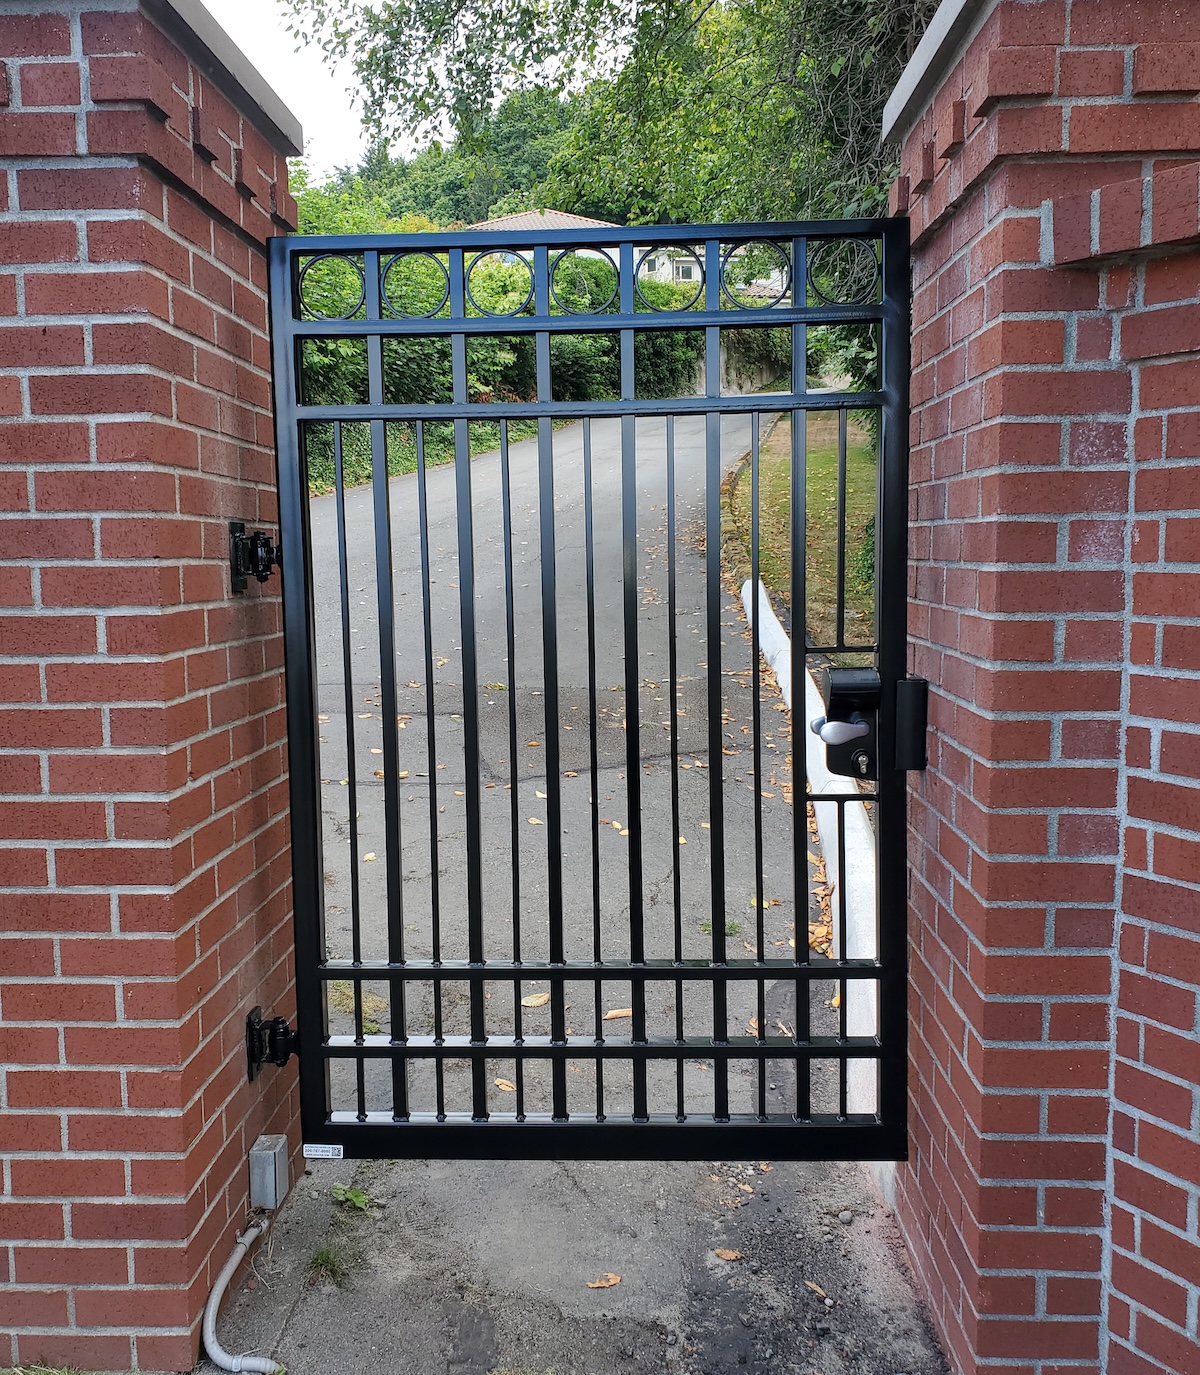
xmin=634 ymin=246 xmax=704 ymax=312
xmin=719 ymin=240 xmax=792 ymax=310
xmin=297 ymin=253 xmax=366 ymax=320
xmin=806 ymin=238 xmax=881 ymax=306
xmin=549 ymin=247 xmax=620 ymax=315
xmin=380 ymin=251 xmax=451 ymax=318
xmin=464 ymin=250 xmax=535 ymax=316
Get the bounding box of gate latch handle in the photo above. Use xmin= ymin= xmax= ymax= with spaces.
xmin=810 ymin=715 xmax=871 ymax=745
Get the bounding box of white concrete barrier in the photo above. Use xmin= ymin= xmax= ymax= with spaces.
xmin=741 ymin=579 xmax=879 ymax=1115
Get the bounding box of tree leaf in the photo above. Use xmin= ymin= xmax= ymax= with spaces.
xmin=521 ymin=992 xmax=551 ymax=1007
xmin=586 ymin=1272 xmax=622 ymax=1288
xmin=603 ymin=1007 xmax=632 ymax=1020
xmin=714 ymin=1248 xmax=743 ymax=1262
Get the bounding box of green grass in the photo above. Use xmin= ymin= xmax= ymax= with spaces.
xmin=328 ymin=980 xmax=388 ymax=1036
xmin=725 ymin=411 xmax=877 ymax=649
xmin=700 ymin=917 xmax=742 ymax=936
xmin=308 ymin=1245 xmax=350 ymax=1287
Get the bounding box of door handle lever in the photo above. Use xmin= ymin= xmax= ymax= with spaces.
xmin=809 ymin=715 xmax=871 ymax=746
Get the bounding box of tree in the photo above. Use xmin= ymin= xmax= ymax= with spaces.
xmin=281 ymin=0 xmax=938 ymax=220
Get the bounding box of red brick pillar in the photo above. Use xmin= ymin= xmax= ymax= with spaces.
xmin=883 ymin=2 xmax=1200 ymax=1373
xmin=0 ymin=4 xmax=299 ymax=1368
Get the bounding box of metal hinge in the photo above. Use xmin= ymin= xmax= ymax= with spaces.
xmin=229 ymin=521 xmax=282 ymax=594
xmin=246 ymin=1006 xmax=299 ymax=1081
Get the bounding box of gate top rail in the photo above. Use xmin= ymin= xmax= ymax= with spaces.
xmin=276 ymin=217 xmax=893 ymax=255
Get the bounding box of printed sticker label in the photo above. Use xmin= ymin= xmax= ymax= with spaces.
xmin=302 ymin=1143 xmax=344 ymax=1159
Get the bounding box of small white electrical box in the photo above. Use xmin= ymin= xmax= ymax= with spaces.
xmin=249 ymin=1134 xmax=290 ymax=1210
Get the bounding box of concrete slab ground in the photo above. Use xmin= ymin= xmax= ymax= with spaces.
xmin=211 ymin=1156 xmax=947 ymax=1375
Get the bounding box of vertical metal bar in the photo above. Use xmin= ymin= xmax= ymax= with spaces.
xmin=703 ymin=236 xmax=728 ymax=1121
xmin=415 ymin=421 xmax=445 ymax=1118
xmin=750 ymin=413 xmax=766 ymax=1121
xmin=837 ymin=797 xmax=848 ymax=1120
xmin=790 ymin=234 xmax=812 ymax=1124
xmin=877 ymin=219 xmax=912 ymax=1149
xmin=533 ymin=242 xmax=567 ymax=1121
xmin=365 ymin=244 xmax=408 ymax=1121
xmin=666 ymin=414 xmax=684 ymax=1121
xmin=499 ymin=420 xmax=524 ymax=1115
xmin=582 ymin=418 xmax=605 ymax=1121
xmin=270 ymin=238 xmax=331 ymax=1137
xmin=616 ymin=240 xmax=647 ymax=1122
xmin=835 ymin=407 xmax=848 ymax=649
xmin=333 ymin=423 xmax=366 ymax=1120
xmin=450 ymin=246 xmax=488 ymax=1120
xmin=792 ymin=399 xmax=810 ymax=1122
xmin=621 ymin=409 xmax=647 ymax=1120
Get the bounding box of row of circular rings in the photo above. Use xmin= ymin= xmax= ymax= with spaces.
xmin=296 ymin=238 xmax=880 ymax=321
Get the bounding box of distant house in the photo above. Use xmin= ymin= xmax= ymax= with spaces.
xmin=467 ymin=210 xmax=787 ymax=302
xmin=465 ymin=208 xmax=621 ymax=234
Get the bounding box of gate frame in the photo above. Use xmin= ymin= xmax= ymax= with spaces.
xmin=267 ymin=217 xmax=911 ymax=1161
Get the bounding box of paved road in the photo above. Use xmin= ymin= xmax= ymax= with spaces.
xmin=305 ymin=414 xmax=833 ymax=1123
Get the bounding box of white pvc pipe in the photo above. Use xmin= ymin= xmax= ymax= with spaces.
xmin=202 ymin=1219 xmax=283 ymax=1375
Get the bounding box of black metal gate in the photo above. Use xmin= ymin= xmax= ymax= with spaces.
xmin=268 ymin=218 xmax=913 ymax=1160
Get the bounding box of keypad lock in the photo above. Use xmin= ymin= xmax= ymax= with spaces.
xmin=809 ymin=667 xmax=880 ymax=781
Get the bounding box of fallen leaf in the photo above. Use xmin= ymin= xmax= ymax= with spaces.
xmin=398 ymin=771 xmax=409 ymax=779
xmin=700 ymin=821 xmax=710 ymax=829
xmin=494 ymin=1078 xmax=517 ymax=1092
xmin=527 ymin=740 xmax=540 ymax=747
xmin=759 ymin=1162 xmax=773 ymax=1173
xmin=529 ymin=817 xmax=544 ymax=825
xmin=536 ymin=789 xmax=547 ymax=799
xmin=603 ymin=1007 xmax=633 ymax=1020
xmin=714 ymin=1248 xmax=743 ymax=1262
xmin=522 ymin=992 xmax=551 ymax=1008
xmin=805 ymin=1281 xmax=828 ymax=1300
xmin=737 ymin=1182 xmax=754 ymax=1194
xmin=454 ymin=790 xmax=464 ymax=796
xmin=678 ymin=836 xmax=687 ymax=844
xmin=748 ymin=1016 xmax=760 ymax=1034
xmin=374 ymin=770 xmax=385 ymax=778
xmin=318 ymin=714 xmax=330 ymax=723
xmin=564 ymin=770 xmax=578 ymax=778
xmin=370 ymin=747 xmax=383 ymax=755
xmin=830 ymin=990 xmax=841 ymax=1009
xmin=358 ymin=713 xmax=372 ymax=719
xmin=362 ymin=852 xmax=376 ymax=862
xmin=710 ymin=1174 xmax=721 ymax=1183
xmin=586 ymin=1273 xmax=622 ymax=1289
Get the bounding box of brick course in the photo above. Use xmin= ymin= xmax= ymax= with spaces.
xmin=0 ymin=2 xmax=298 ymax=1368
xmin=890 ymin=1 xmax=1200 ymax=1372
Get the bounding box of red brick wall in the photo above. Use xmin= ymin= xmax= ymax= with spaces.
xmin=891 ymin=2 xmax=1200 ymax=1373
xmin=0 ymin=3 xmax=298 ymax=1368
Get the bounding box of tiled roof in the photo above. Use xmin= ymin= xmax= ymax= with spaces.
xmin=465 ymin=208 xmax=621 ymax=231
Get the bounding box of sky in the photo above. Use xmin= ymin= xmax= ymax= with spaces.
xmin=197 ymin=0 xmax=372 ymax=179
